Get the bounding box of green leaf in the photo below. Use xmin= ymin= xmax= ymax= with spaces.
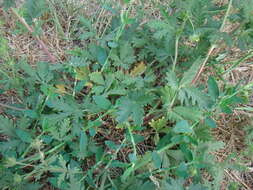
xmin=161 ymin=178 xmax=184 ymax=190
xmin=93 ymin=95 xmax=111 ymax=109
xmin=19 ymin=61 xmax=36 ymax=78
xmin=111 ymin=42 xmax=136 ymax=69
xmin=36 ymin=62 xmax=53 ymax=82
xmin=2 ymin=0 xmax=16 ymax=9
xmin=166 ymin=70 xmax=178 ymax=89
xmin=170 ymin=106 xmax=202 ymax=122
xmin=89 ymin=72 xmax=105 ymax=85
xmin=96 ymin=46 xmax=107 ymax=65
xmin=180 ymin=143 xmax=193 ymax=161
xmin=183 ymin=87 xmax=213 ymax=108
xmin=105 ymin=141 xmax=120 ymax=150
xmin=23 ymin=110 xmax=38 ymax=119
xmin=188 ymin=184 xmax=208 ymax=190
xmin=79 ymin=131 xmax=88 ymax=157
xmin=123 ymin=0 xmax=131 ymax=4
xmin=175 ymin=162 xmax=188 ymax=178
xmin=15 ymin=129 xmax=33 ymax=143
xmin=148 ymin=20 xmax=175 ymax=39
xmin=24 ymin=0 xmax=47 ymax=24
xmin=180 ymin=58 xmax=204 ymax=86
xmin=68 ymin=172 xmax=84 ymax=190
xmin=208 ymin=76 xmax=219 ymax=100
xmin=205 ymin=117 xmax=217 ymax=128
xmin=0 ymin=116 xmax=16 ymax=137
xmin=108 ymin=41 xmax=118 ymax=48
xmin=152 ymin=151 xmax=162 ymax=168
xmin=173 ymin=120 xmax=193 ymax=134
xmin=116 ymin=97 xmax=144 ymax=126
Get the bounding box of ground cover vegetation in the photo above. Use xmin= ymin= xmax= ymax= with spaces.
xmin=0 ymin=0 xmax=253 ymax=189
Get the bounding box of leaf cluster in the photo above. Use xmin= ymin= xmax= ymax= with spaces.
xmin=0 ymin=0 xmax=252 ymax=189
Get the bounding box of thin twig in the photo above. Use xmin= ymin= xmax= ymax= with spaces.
xmin=10 ymin=8 xmax=57 ymax=63
xmin=191 ymin=0 xmax=233 ymax=84
xmin=191 ymin=45 xmax=216 ymax=84
xmin=224 ymin=169 xmax=251 ymax=190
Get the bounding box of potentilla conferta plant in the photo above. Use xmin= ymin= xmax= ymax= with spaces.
xmin=0 ymin=0 xmax=252 ymax=189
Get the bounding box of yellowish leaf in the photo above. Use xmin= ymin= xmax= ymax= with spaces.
xmin=130 ymin=61 xmax=146 ymax=77
xmin=76 ymin=66 xmax=89 ymax=80
xmin=85 ymin=82 xmax=93 ymax=88
xmin=55 ymin=84 xmax=66 ymax=94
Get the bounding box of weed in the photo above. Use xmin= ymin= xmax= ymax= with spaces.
xmin=0 ymin=0 xmax=252 ymax=189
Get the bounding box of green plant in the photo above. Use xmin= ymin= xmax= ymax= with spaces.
xmin=0 ymin=0 xmax=252 ymax=189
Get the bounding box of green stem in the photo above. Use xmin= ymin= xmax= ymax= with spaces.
xmin=191 ymin=0 xmax=233 ymax=84
xmin=100 ymin=3 xmax=134 ymax=72
xmin=0 ymin=102 xmax=27 ymax=111
xmin=128 ymin=126 xmax=137 ymax=158
xmin=220 ymin=0 xmax=233 ymax=32
xmin=172 ymin=36 xmax=179 ymax=71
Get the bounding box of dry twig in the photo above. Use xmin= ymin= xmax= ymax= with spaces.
xmin=10 ymin=8 xmax=57 ymax=63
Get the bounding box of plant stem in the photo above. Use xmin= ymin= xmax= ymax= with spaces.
xmin=172 ymin=36 xmax=179 ymax=71
xmin=191 ymin=44 xmax=216 ymax=84
xmin=220 ymin=0 xmax=234 ymax=32
xmin=191 ymin=0 xmax=233 ymax=84
xmin=10 ymin=8 xmax=57 ymax=63
xmin=128 ymin=126 xmax=137 ymax=158
xmin=100 ymin=3 xmax=134 ymax=72
xmin=0 ymin=102 xmax=26 ymax=111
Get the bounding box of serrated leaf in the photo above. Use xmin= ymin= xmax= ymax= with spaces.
xmin=194 ymin=125 xmax=213 ymax=141
xmin=0 ymin=116 xmax=16 ymax=137
xmin=183 ymin=87 xmax=213 ymax=108
xmin=180 ymin=58 xmax=204 ymax=86
xmin=93 ymin=95 xmax=111 ymax=109
xmin=148 ymin=20 xmax=175 ymax=39
xmin=116 ymin=97 xmax=144 ymax=126
xmin=208 ymin=76 xmax=219 ymax=100
xmin=173 ymin=120 xmax=193 ymax=133
xmin=170 ymin=106 xmax=202 ymax=122
xmin=24 ymin=0 xmax=47 ymax=24
xmin=161 ymin=178 xmax=184 ymax=190
xmin=36 ymin=62 xmax=53 ymax=83
xmin=76 ymin=66 xmax=89 ymax=80
xmin=23 ymin=110 xmax=38 ymax=119
xmin=112 ymin=42 xmax=136 ymax=69
xmin=166 ymin=70 xmax=178 ymax=89
xmin=15 ymin=129 xmax=33 ymax=143
xmin=89 ymin=72 xmax=105 ymax=85
xmin=79 ymin=131 xmax=88 ymax=157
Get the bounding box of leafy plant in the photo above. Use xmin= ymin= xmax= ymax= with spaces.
xmin=0 ymin=0 xmax=252 ymax=189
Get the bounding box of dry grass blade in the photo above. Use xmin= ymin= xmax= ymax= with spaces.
xmin=10 ymin=8 xmax=57 ymax=63
xmin=224 ymin=169 xmax=252 ymax=190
